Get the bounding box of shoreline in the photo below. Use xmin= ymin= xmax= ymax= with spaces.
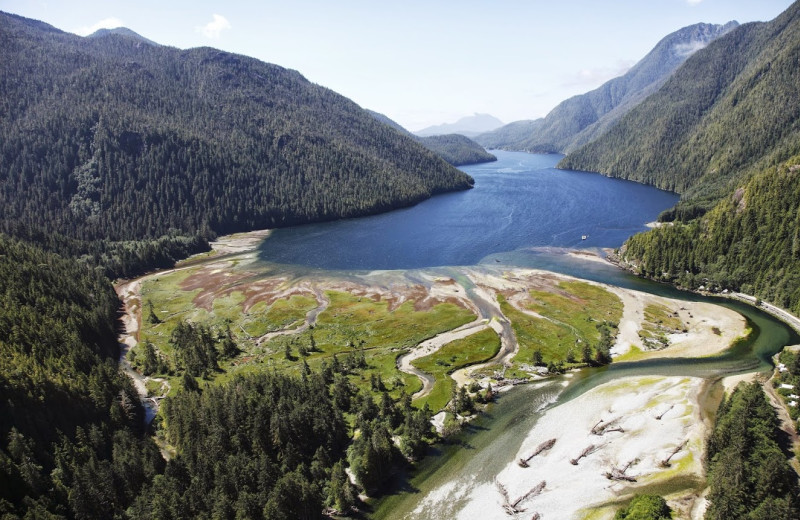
xmin=601 ymin=249 xmax=800 ymax=338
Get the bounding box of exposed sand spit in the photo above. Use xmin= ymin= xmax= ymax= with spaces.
xmin=608 ymin=287 xmax=746 ymax=360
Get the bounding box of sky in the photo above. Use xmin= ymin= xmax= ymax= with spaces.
xmin=0 ymin=0 xmax=794 ymax=131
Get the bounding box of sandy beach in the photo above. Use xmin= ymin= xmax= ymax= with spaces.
xmin=607 ymin=287 xmax=747 ymax=360
xmin=208 ymin=229 xmax=272 ymax=255
xmin=411 ymin=376 xmax=710 ymax=520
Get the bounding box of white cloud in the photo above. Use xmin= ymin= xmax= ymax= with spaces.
xmin=74 ymin=17 xmax=124 ymax=36
xmin=673 ymin=40 xmax=708 ymax=58
xmin=561 ymin=60 xmax=635 ymax=89
xmin=197 ymin=14 xmax=231 ymax=39
xmin=686 ymin=0 xmax=704 ymax=5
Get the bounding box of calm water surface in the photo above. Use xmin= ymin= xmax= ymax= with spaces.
xmin=258 ymin=151 xmax=679 ymax=270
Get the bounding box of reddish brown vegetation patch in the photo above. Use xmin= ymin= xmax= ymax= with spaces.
xmin=327 ymin=280 xmax=470 ymax=312
xmin=180 ymin=267 xmax=291 ymax=311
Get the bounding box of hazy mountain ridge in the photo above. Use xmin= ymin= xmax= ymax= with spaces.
xmin=560 ymin=3 xmax=800 ymax=201
xmin=367 ymin=110 xmax=496 ymax=166
xmin=415 ymin=113 xmax=504 ymax=137
xmin=476 ymin=21 xmax=737 ymax=153
xmin=0 ymin=11 xmax=473 ymax=246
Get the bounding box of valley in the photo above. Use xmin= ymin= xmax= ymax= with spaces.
xmin=116 ymin=228 xmax=767 ymax=519
xmin=3 ymin=2 xmax=800 ymax=519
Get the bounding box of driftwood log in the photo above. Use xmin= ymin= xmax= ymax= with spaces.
xmin=569 ymin=444 xmax=596 ymax=465
xmin=604 ymin=458 xmax=638 ymax=482
xmin=660 ymin=439 xmax=688 ymax=467
xmin=591 ymin=417 xmax=624 ymax=436
xmin=496 ymin=479 xmax=546 ymax=515
xmin=518 ymin=438 xmax=556 ymax=467
xmin=655 ymin=404 xmax=674 ymax=420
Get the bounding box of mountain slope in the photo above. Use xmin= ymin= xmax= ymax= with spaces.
xmin=367 ymin=110 xmax=496 ymax=166
xmin=0 ymin=12 xmax=473 ymax=245
xmin=415 ymin=113 xmax=504 ymax=137
xmin=87 ymin=27 xmax=159 ymax=46
xmin=416 ymin=134 xmax=497 ymax=166
xmin=560 ymin=3 xmax=800 ymax=204
xmin=620 ymin=155 xmax=800 ymax=314
xmin=476 ymin=22 xmax=737 ymax=154
xmin=475 ymin=119 xmax=544 ymax=150
xmin=567 ymin=1 xmax=800 ymax=312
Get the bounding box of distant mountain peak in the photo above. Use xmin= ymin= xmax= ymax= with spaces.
xmin=87 ymin=27 xmax=158 ymax=46
xmin=669 ymin=21 xmax=738 ymax=58
xmin=367 ymin=110 xmax=496 ymax=166
xmin=415 ymin=113 xmax=504 ymax=138
xmin=475 ymin=20 xmax=738 ymax=153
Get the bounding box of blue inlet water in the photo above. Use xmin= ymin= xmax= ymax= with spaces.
xmin=258 ymin=151 xmax=679 ymax=270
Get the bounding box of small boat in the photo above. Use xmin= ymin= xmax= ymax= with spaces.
xmin=581 ymin=235 xmax=588 ymax=240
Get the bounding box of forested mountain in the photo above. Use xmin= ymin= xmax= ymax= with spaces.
xmin=622 ymin=155 xmax=800 ymax=314
xmin=476 ymin=22 xmax=737 ymax=154
xmin=475 ymin=119 xmax=544 ymax=150
xmin=0 ymin=234 xmax=164 ymax=517
xmin=0 ymin=11 xmax=472 ymax=252
xmin=367 ymin=110 xmax=496 ymax=166
xmin=567 ymin=1 xmax=800 ymax=312
xmin=417 ymin=134 xmax=497 ymax=166
xmin=415 ymin=113 xmax=504 ymax=137
xmin=560 ymin=3 xmax=800 ymax=203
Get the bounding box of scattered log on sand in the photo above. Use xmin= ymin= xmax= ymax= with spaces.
xmin=518 ymin=438 xmax=556 ymax=467
xmin=655 ymin=404 xmax=674 ymax=420
xmin=497 ymin=479 xmax=546 ymax=515
xmin=604 ymin=469 xmax=637 ymax=482
xmin=530 ymin=514 xmax=541 ymax=520
xmin=660 ymin=439 xmax=688 ymax=467
xmin=569 ymin=444 xmax=597 ymax=465
xmin=604 ymin=459 xmax=638 ymax=482
xmin=591 ymin=417 xmax=624 ymax=436
xmin=511 ymin=481 xmax=546 ymax=509
xmin=496 ymin=479 xmax=511 ymax=507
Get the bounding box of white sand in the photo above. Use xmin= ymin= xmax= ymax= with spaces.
xmin=608 ymin=287 xmax=747 ymax=360
xmin=568 ymin=250 xmax=610 ymax=264
xmin=720 ymin=372 xmax=759 ymax=395
xmin=208 ymin=229 xmax=271 ymax=255
xmin=413 ymin=376 xmax=707 ymax=520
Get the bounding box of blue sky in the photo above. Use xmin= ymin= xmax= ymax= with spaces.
xmin=0 ymin=0 xmax=793 ymax=130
